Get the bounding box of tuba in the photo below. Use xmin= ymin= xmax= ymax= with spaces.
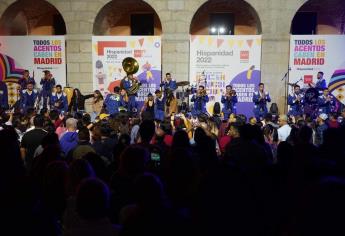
xmin=121 ymin=57 xmax=141 ymax=96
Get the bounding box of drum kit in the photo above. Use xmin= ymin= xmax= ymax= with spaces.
xmin=175 ymin=81 xmax=198 ymax=112
xmin=288 ymin=81 xmax=319 ymax=117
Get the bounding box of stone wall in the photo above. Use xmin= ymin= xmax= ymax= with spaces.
xmin=0 ymin=0 xmax=335 ymax=114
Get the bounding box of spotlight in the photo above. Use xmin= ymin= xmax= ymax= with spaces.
xmin=210 ymin=27 xmax=217 ymax=33
xmin=219 ymin=27 xmax=225 ymax=34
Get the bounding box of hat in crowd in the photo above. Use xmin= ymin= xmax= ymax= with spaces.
xmin=155 ymin=89 xmax=161 ymax=94
xmin=99 ymin=113 xmax=110 ymax=120
xmin=119 ymin=106 xmax=127 ymax=112
xmin=319 ymin=113 xmax=328 ymax=121
xmin=148 ymin=93 xmax=153 ymax=97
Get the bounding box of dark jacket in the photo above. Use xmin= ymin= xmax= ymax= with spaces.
xmin=68 ymin=94 xmax=93 ymax=112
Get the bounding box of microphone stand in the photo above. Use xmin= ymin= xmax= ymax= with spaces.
xmin=281 ymin=67 xmax=290 ymax=114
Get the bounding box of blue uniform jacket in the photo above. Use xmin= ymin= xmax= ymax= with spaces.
xmin=315 ymin=79 xmax=327 ymax=92
xmin=21 ymin=90 xmax=38 ymax=110
xmin=318 ymin=95 xmax=335 ymax=114
xmin=288 ymin=93 xmax=304 ymax=116
xmin=191 ymin=94 xmax=209 ymax=116
xmin=104 ymin=93 xmax=123 ymax=115
xmin=253 ymin=91 xmax=271 ymax=119
xmin=155 ymin=97 xmax=166 ymax=111
xmin=221 ymin=95 xmax=238 ymax=114
xmin=40 ymin=78 xmax=56 ymax=94
xmin=50 ymin=92 xmax=68 ymax=112
xmin=162 ymin=80 xmax=177 ymax=92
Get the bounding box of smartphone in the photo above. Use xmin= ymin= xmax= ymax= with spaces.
xmin=151 ymin=152 xmax=161 ymax=162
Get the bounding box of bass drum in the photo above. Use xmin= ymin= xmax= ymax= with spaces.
xmin=64 ymin=87 xmax=74 ymax=105
xmin=304 ymin=88 xmax=319 ymax=104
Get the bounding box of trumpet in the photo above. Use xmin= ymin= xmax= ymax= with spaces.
xmin=225 ymin=89 xmax=236 ymax=98
xmin=197 ymin=90 xmax=207 ymax=97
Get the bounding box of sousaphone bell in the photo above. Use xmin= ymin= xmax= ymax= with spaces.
xmin=121 ymin=57 xmax=141 ymax=96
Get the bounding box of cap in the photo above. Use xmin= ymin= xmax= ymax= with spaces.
xmin=319 ymin=113 xmax=328 ymax=121
xmin=155 ymin=89 xmax=161 ymax=94
xmin=99 ymin=113 xmax=110 ymax=120
xmin=148 ymin=93 xmax=153 ymax=97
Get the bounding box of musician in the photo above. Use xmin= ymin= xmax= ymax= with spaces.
xmin=0 ymin=80 xmax=8 ymax=110
xmin=191 ymin=85 xmax=209 ymax=117
xmin=18 ymin=70 xmax=36 ymax=92
xmin=161 ymin=73 xmax=177 ymax=113
xmin=141 ymin=93 xmax=155 ymax=119
xmin=104 ymin=87 xmax=122 ymax=116
xmin=253 ymin=83 xmax=271 ymax=120
xmin=40 ymin=70 xmax=56 ymax=108
xmin=154 ymin=90 xmax=166 ymax=122
xmin=20 ymin=82 xmax=38 ymax=112
xmin=121 ymin=74 xmax=139 ymax=115
xmin=161 ymin=73 xmax=177 ymax=93
xmin=288 ymin=84 xmax=304 ymax=117
xmin=50 ymin=85 xmax=68 ymax=113
xmin=317 ymin=88 xmax=335 ymax=115
xmin=309 ymin=71 xmax=327 ymax=94
xmin=221 ymin=85 xmax=238 ymax=120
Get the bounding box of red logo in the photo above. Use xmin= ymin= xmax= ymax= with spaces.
xmin=304 ymin=75 xmax=313 ymax=84
xmin=134 ymin=50 xmax=145 ymax=57
xmin=240 ymin=51 xmax=249 ymax=60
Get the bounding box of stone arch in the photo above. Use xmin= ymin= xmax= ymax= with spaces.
xmin=0 ymin=0 xmax=66 ymax=35
xmin=93 ymin=0 xmax=162 ymax=35
xmin=190 ymin=0 xmax=262 ymax=35
xmin=291 ymin=0 xmax=345 ymax=34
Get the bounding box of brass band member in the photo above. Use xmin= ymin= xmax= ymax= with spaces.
xmin=191 ymin=85 xmax=209 ymax=117
xmin=161 ymin=73 xmax=177 ymax=115
xmin=288 ymin=84 xmax=304 ymax=117
xmin=120 ymin=74 xmax=140 ymax=115
xmin=253 ymin=83 xmax=271 ymax=120
xmin=221 ymin=85 xmax=238 ymax=120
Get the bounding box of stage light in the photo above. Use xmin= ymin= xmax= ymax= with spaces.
xmin=219 ymin=27 xmax=225 ymax=34
xmin=210 ymin=27 xmax=217 ymax=34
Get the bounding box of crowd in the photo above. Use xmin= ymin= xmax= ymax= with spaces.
xmin=1 ymin=100 xmax=345 ymax=236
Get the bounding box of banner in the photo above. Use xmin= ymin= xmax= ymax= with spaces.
xmin=92 ymin=36 xmax=161 ymax=108
xmin=190 ymin=35 xmax=262 ymax=118
xmin=289 ymin=35 xmax=345 ymax=105
xmin=0 ymin=36 xmax=66 ymax=85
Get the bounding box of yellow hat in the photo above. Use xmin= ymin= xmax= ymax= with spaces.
xmin=99 ymin=113 xmax=110 ymax=120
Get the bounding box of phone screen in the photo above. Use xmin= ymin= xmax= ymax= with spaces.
xmin=151 ymin=152 xmax=160 ymax=162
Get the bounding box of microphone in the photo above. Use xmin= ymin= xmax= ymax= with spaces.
xmin=281 ymin=71 xmax=288 ymax=81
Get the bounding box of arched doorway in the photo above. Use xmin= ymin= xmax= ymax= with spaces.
xmin=189 ymin=0 xmax=262 ymax=118
xmin=0 ymin=0 xmax=67 ymax=106
xmin=0 ymin=0 xmax=66 ymax=35
xmin=92 ymin=0 xmax=163 ymax=112
xmin=291 ymin=0 xmax=345 ymax=35
xmin=190 ymin=0 xmax=262 ymax=35
xmin=93 ymin=0 xmax=162 ymax=36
